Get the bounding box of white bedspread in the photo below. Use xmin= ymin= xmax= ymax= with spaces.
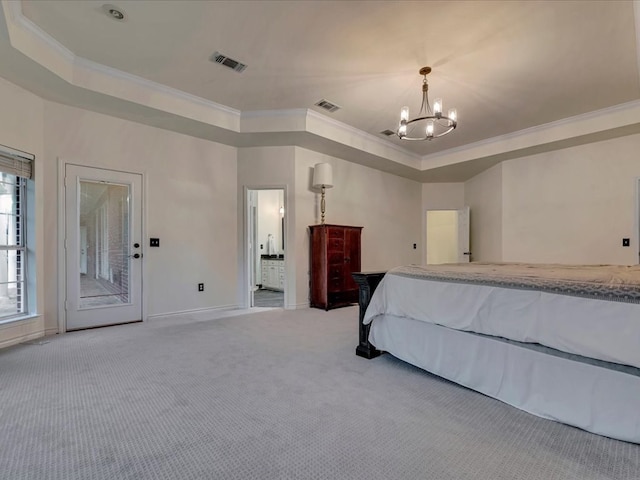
xmin=363 ymin=263 xmax=640 ymax=368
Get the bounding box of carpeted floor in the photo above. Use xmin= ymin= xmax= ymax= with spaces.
xmin=0 ymin=307 xmax=638 ymax=479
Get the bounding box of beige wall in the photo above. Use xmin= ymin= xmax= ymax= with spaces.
xmin=294 ymin=147 xmax=422 ymax=306
xmin=501 ymin=135 xmax=640 ymax=264
xmin=0 ymin=78 xmax=45 ymax=347
xmin=44 ymin=102 xmax=239 ymax=326
xmin=422 ymin=183 xmax=465 ymax=210
xmin=462 ymin=134 xmax=640 ymax=265
xmin=238 ymin=146 xmax=421 ymax=309
xmin=464 ymin=163 xmax=503 ymax=262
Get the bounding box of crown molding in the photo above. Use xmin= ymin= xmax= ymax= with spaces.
xmin=74 ymin=56 xmax=240 ymax=117
xmin=1 ymin=0 xmax=421 ymax=168
xmin=3 ymin=0 xmax=74 ymax=63
xmin=241 ymin=108 xmax=308 ymax=119
xmin=305 ymin=108 xmax=422 ymax=161
xmin=241 ymin=107 xmax=420 ymax=160
xmin=3 ymin=0 xmax=240 ymax=128
xmin=4 ymin=0 xmax=638 ymax=180
xmin=420 ymin=100 xmax=640 ymax=170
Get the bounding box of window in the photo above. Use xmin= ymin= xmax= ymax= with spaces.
xmin=0 ymin=146 xmax=33 ymax=321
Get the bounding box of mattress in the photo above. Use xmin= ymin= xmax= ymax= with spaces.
xmin=363 ymin=263 xmax=640 ymax=368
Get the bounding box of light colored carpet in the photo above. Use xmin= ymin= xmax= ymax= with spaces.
xmin=0 ymin=307 xmax=638 ymax=479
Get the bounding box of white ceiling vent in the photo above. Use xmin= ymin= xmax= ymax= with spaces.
xmin=314 ymin=99 xmax=341 ymax=113
xmin=210 ymin=51 xmax=247 ymax=73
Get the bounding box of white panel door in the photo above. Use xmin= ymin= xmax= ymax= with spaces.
xmin=65 ymin=165 xmax=143 ymax=330
xmin=457 ymin=206 xmax=471 ymax=263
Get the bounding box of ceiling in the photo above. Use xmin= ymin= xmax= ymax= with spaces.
xmin=2 ymin=0 xmax=640 ymax=181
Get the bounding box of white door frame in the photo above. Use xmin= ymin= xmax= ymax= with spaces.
xmin=636 ymin=177 xmax=640 ymax=264
xmin=57 ymin=159 xmax=147 ymax=333
xmin=243 ymin=186 xmax=288 ymax=309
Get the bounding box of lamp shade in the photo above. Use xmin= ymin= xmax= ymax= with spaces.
xmin=312 ymin=163 xmax=333 ymax=188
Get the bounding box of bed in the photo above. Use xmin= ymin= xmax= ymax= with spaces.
xmin=353 ymin=263 xmax=640 ymax=444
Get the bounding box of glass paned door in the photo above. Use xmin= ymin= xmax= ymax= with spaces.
xmin=65 ymin=165 xmax=142 ymax=330
xmin=78 ymin=181 xmax=129 ymax=308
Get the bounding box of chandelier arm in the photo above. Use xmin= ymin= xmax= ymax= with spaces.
xmin=420 ymin=92 xmax=428 ymax=116
xmin=399 ymin=115 xmax=457 ymax=140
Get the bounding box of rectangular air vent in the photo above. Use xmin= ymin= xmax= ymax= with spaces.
xmin=314 ymin=99 xmax=341 ymax=113
xmin=210 ymin=51 xmax=247 ymax=73
xmin=380 ymin=129 xmax=396 ymax=136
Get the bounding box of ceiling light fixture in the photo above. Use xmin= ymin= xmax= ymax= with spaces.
xmin=102 ymin=4 xmax=126 ymax=21
xmin=397 ymin=66 xmax=457 ymax=141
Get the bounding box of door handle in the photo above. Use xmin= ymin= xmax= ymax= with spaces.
xmin=129 ymin=253 xmax=142 ymax=259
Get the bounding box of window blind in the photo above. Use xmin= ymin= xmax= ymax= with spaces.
xmin=0 ymin=146 xmax=34 ymax=179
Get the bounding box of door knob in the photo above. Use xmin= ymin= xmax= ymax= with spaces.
xmin=129 ymin=253 xmax=141 ymax=259
xmin=133 ymin=243 xmax=140 ymax=248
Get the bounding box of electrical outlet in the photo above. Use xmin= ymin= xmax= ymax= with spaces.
xmin=150 ymin=238 xmax=160 ymax=247
xmin=198 ymin=283 xmax=204 ymax=292
xmin=413 ymin=243 xmax=417 ymax=250
xmin=622 ymin=238 xmax=630 ymax=247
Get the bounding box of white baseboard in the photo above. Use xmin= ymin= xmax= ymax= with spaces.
xmin=287 ymin=302 xmax=310 ymax=310
xmin=146 ymin=305 xmax=239 ymax=322
xmin=0 ymin=315 xmax=45 ymax=350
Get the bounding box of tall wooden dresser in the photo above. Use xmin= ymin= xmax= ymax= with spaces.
xmin=309 ymin=224 xmax=363 ymax=310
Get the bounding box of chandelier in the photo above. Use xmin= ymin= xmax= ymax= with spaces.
xmin=398 ymin=66 xmax=457 ymax=141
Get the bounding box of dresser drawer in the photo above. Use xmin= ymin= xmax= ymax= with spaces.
xmin=328 ymin=277 xmax=343 ymax=292
xmin=328 ymin=252 xmax=344 ymax=265
xmin=328 ymin=228 xmax=345 ymax=239
xmin=328 ymin=265 xmax=342 ymax=279
xmin=328 ymin=238 xmax=344 ymax=251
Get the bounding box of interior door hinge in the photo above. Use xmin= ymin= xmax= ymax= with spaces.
xmin=64 ymin=300 xmax=68 ymax=311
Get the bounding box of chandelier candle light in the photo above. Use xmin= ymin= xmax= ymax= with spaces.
xmin=312 ymin=163 xmax=333 ymax=225
xmin=398 ymin=66 xmax=457 ymax=141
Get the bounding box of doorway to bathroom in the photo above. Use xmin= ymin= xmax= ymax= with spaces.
xmin=247 ymin=188 xmax=285 ymax=308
